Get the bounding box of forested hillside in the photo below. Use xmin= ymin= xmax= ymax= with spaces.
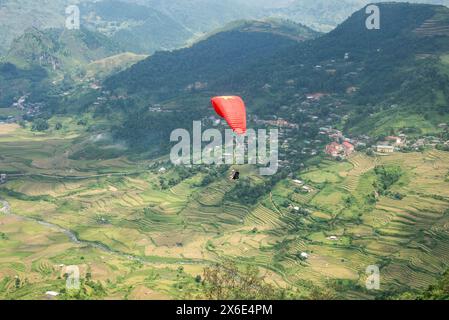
xmin=0 ymin=27 xmax=123 ymax=107
xmin=105 ymin=3 xmax=449 ymax=146
xmin=105 ymin=20 xmax=318 ymax=101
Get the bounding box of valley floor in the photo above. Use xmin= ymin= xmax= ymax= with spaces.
xmin=1 ymin=122 xmax=449 ymax=299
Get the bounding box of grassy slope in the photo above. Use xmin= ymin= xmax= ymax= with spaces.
xmin=85 ymin=53 xmax=148 ymax=79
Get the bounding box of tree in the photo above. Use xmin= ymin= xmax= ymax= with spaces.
xmin=77 ymin=119 xmax=87 ymax=126
xmin=31 ymin=118 xmax=49 ymax=131
xmin=374 ymin=165 xmax=402 ymax=193
xmin=202 ymin=261 xmax=284 ymax=300
xmin=55 ymin=122 xmax=63 ymax=130
xmin=14 ymin=277 xmax=21 ymax=288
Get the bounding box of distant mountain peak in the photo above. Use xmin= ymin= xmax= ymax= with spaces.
xmin=5 ymin=27 xmax=123 ymax=70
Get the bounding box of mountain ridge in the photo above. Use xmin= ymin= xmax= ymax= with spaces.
xmin=104 ymin=18 xmax=320 ymax=101
xmin=100 ymin=2 xmax=449 ymax=150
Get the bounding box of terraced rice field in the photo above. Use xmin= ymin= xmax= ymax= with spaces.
xmin=2 ymin=123 xmax=449 ymax=298
xmin=294 ymin=151 xmax=449 ymax=291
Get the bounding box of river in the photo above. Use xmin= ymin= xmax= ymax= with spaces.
xmin=0 ymin=198 xmax=203 ymax=266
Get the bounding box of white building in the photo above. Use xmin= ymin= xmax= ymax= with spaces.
xmin=45 ymin=291 xmax=59 ymax=297
xmin=375 ymin=145 xmax=395 ymax=153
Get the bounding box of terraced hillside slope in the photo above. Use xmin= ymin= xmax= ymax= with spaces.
xmin=1 ymin=121 xmax=449 ymax=299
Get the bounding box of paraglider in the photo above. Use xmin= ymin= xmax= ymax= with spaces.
xmin=211 ymin=96 xmax=247 ymax=135
xmin=211 ymin=96 xmax=246 ymax=181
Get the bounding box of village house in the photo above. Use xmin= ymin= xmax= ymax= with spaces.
xmin=385 ymin=136 xmax=405 ymax=146
xmin=90 ymin=83 xmax=102 ymax=90
xmin=325 ymin=141 xmax=355 ymax=158
xmin=0 ymin=174 xmax=6 ymax=184
xmin=255 ymin=118 xmax=299 ymax=129
xmin=325 ymin=142 xmax=341 ymax=157
xmin=346 ymin=86 xmax=358 ymax=94
xmin=306 ymin=93 xmax=327 ymax=101
xmin=302 ymin=185 xmax=313 ymax=193
xmin=375 ymin=145 xmax=395 ymax=153
xmin=262 ymin=83 xmax=272 ymax=90
xmin=412 ymin=139 xmax=426 ymax=149
xmin=342 ymin=141 xmax=355 ymax=154
xmin=45 ymin=291 xmax=59 ymax=299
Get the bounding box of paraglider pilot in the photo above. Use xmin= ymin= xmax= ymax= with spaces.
xmin=230 ymin=170 xmax=240 ymax=180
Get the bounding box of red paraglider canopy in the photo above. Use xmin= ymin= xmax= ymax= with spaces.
xmin=211 ymin=96 xmax=247 ymax=135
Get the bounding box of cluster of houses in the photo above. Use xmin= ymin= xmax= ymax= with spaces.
xmin=321 ymin=126 xmax=357 ymax=159
xmin=11 ymin=95 xmax=43 ymax=118
xmin=253 ymin=117 xmax=299 ymax=129
xmin=373 ymin=133 xmax=449 ymax=153
xmin=409 ymin=134 xmax=449 ymax=150
xmin=322 ymin=129 xmax=405 ymax=158
xmin=373 ymin=135 xmax=406 ymax=153
xmin=305 ymin=92 xmax=328 ymax=101
xmin=322 ymin=127 xmax=449 ymax=158
xmin=323 ymin=133 xmax=406 ymax=157
xmin=292 ymin=179 xmax=314 ymax=193
xmin=325 ymin=141 xmax=355 ymax=158
xmin=319 ymin=127 xmax=344 ymax=140
xmin=185 ymin=81 xmax=208 ymax=92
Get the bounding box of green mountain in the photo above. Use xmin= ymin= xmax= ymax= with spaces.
xmin=5 ymin=27 xmax=122 ymax=70
xmin=105 ymin=19 xmax=319 ymax=101
xmin=0 ymin=0 xmax=253 ymax=55
xmin=1 ymin=0 xmax=447 ymax=55
xmin=142 ymin=0 xmax=261 ymax=33
xmin=0 ymin=62 xmax=48 ymax=107
xmin=0 ymin=0 xmax=70 ymax=55
xmin=249 ymin=3 xmax=449 ymax=101
xmin=100 ymin=3 xmax=449 ymax=154
xmin=264 ymin=0 xmax=449 ymax=31
xmin=80 ymin=0 xmax=194 ymax=54
xmin=202 ymin=18 xmax=320 ymax=42
xmin=0 ymin=27 xmax=124 ymax=107
xmin=266 ymin=0 xmax=369 ymax=32
xmin=83 ymin=19 xmax=316 ymax=152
